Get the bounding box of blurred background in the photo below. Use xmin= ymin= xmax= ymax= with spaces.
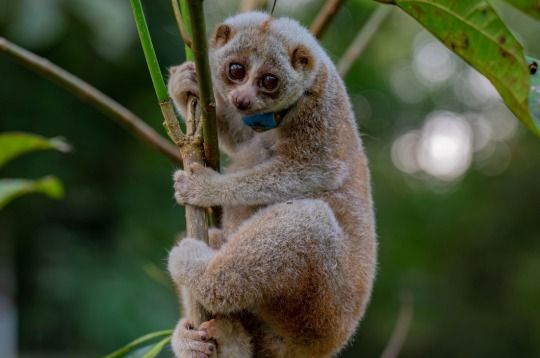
xmin=1 ymin=0 xmax=539 ymax=357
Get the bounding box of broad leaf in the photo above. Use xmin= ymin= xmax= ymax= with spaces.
xmin=0 ymin=176 xmax=64 ymax=209
xmin=0 ymin=132 xmax=71 ymax=168
xmin=384 ymin=0 xmax=540 ymax=136
xmin=103 ymin=330 xmax=172 ymax=358
xmin=502 ymin=0 xmax=540 ymax=21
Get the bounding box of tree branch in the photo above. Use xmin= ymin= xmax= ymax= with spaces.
xmin=310 ymin=0 xmax=346 ymax=39
xmin=337 ymin=6 xmax=392 ymax=77
xmin=0 ymin=37 xmax=182 ymax=165
xmin=380 ymin=293 xmax=414 ymax=358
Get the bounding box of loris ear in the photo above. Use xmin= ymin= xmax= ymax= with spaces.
xmin=290 ymin=45 xmax=314 ymax=71
xmin=211 ymin=24 xmax=234 ymax=48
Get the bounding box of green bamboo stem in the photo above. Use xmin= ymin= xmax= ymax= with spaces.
xmin=184 ymin=0 xmax=220 ymax=174
xmin=180 ymin=0 xmax=194 ymax=61
xmin=172 ymin=0 xmax=194 ymax=61
xmin=130 ymin=0 xmax=168 ymax=102
xmin=129 ymin=0 xmax=209 ymax=243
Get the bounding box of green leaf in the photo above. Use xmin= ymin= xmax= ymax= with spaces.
xmin=502 ymin=0 xmax=540 ymax=21
xmin=103 ymin=330 xmax=173 ymax=358
xmin=0 ymin=176 xmax=64 ymax=209
xmin=0 ymin=132 xmax=71 ymax=168
xmin=385 ymin=0 xmax=540 ymax=136
xmin=141 ymin=336 xmax=172 ymax=358
xmin=528 ymin=56 xmax=540 ymax=125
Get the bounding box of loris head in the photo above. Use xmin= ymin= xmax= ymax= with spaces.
xmin=209 ymin=12 xmax=328 ymax=131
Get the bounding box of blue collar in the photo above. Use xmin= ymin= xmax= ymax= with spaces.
xmin=242 ymin=113 xmax=279 ymax=132
xmin=242 ymin=92 xmax=311 ymax=132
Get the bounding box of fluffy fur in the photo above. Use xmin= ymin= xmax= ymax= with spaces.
xmin=167 ymin=11 xmax=376 ymax=358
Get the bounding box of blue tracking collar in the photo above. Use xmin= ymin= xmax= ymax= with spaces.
xmin=241 ymin=92 xmax=311 ymax=132
xmin=242 ymin=113 xmax=279 ymax=132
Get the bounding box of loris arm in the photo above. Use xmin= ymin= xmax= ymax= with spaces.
xmin=174 ymin=155 xmax=348 ymax=207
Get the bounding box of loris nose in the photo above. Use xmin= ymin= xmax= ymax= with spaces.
xmin=233 ymin=96 xmax=251 ymax=111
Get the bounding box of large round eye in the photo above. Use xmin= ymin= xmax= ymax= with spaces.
xmin=261 ymin=74 xmax=279 ymax=91
xmin=229 ymin=63 xmax=245 ymax=81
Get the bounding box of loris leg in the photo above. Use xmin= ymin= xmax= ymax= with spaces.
xmin=168 ymin=199 xmax=343 ymax=314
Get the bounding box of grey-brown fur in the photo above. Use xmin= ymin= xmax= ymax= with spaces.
xmin=167 ymin=11 xmax=376 ymax=358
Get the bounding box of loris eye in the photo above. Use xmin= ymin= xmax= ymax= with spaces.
xmin=261 ymin=74 xmax=279 ymax=91
xmin=229 ymin=63 xmax=246 ymax=81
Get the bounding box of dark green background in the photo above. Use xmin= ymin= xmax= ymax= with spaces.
xmin=1 ymin=0 xmax=539 ymax=357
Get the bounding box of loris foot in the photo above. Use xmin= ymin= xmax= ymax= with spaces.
xmin=172 ymin=318 xmax=216 ymax=358
xmin=199 ymin=318 xmax=253 ymax=357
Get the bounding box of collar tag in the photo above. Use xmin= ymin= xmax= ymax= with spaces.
xmin=242 ymin=113 xmax=278 ymax=132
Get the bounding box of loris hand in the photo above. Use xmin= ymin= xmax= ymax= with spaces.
xmin=168 ymin=62 xmax=199 ymax=120
xmin=173 ymin=163 xmax=220 ymax=207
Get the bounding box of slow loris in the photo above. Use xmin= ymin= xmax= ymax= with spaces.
xmin=167 ymin=11 xmax=377 ymax=358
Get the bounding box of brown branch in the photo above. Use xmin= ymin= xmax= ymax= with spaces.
xmin=0 ymin=37 xmax=182 ymax=165
xmin=310 ymin=0 xmax=346 ymax=39
xmin=380 ymin=293 xmax=414 ymax=358
xmin=337 ymin=6 xmax=392 ymax=77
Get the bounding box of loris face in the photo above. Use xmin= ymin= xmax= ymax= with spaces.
xmin=209 ymin=15 xmax=318 ymax=121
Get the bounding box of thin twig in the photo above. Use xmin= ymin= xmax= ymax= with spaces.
xmin=310 ymin=0 xmax=346 ymax=39
xmin=338 ymin=6 xmax=392 ymax=77
xmin=172 ymin=0 xmax=193 ymax=49
xmin=240 ymin=0 xmax=268 ymax=12
xmin=0 ymin=37 xmax=181 ymax=164
xmin=380 ymin=293 xmax=414 ymax=358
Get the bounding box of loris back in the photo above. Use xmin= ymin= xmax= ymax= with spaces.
xmin=168 ymin=12 xmax=377 ymax=358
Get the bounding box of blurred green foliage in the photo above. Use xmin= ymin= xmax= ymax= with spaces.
xmin=0 ymin=132 xmax=69 ymax=209
xmin=1 ymin=0 xmax=539 ymax=357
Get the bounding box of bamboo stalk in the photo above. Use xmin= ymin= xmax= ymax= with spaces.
xmin=0 ymin=37 xmax=182 ymax=165
xmin=129 ymin=0 xmax=209 ymax=243
xmin=184 ymin=0 xmax=220 ymax=174
xmin=172 ymin=0 xmax=194 ymax=59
